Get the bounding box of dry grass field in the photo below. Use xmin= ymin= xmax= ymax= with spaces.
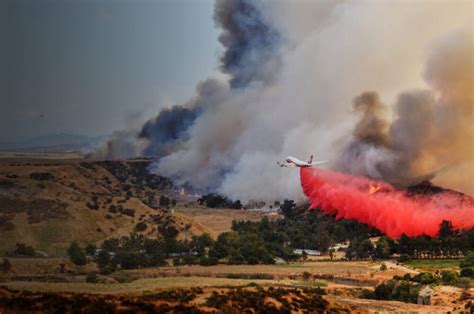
xmin=131 ymin=261 xmax=370 ymax=279
xmin=0 ymin=158 xmax=219 ymax=255
xmin=3 ymin=276 xmax=284 ymax=295
xmin=174 ymin=207 xmax=266 ymax=235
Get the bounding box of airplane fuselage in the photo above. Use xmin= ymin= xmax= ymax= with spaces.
xmin=285 ymin=156 xmax=312 ymax=167
xmin=278 ymin=155 xmax=330 ymax=168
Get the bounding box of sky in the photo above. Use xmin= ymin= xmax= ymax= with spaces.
xmin=0 ymin=0 xmax=221 ymax=141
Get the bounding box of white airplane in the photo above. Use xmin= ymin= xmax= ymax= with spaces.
xmin=277 ymin=155 xmax=330 ymax=168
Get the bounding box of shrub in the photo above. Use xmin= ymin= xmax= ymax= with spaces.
xmin=303 ymin=271 xmax=311 ymax=281
xmin=159 ymin=195 xmax=170 ymax=207
xmin=460 ymin=251 xmax=474 ymax=268
xmin=86 ymin=201 xmax=99 ymax=210
xmin=108 ymin=205 xmax=117 ymax=213
xmin=380 ymin=263 xmax=387 ymax=271
xmin=460 ymin=267 xmax=474 ymax=278
xmin=374 ymin=282 xmax=394 ymax=300
xmin=360 ymin=289 xmax=375 ymax=299
xmin=391 ymin=281 xmax=420 ymax=303
xmin=67 ymin=242 xmax=87 ymax=266
xmin=412 ymin=272 xmax=439 ymax=285
xmin=440 ymin=270 xmax=459 ymax=285
xmin=86 ymin=273 xmax=98 ymax=283
xmin=29 ymin=172 xmax=55 ymax=181
xmin=135 ymin=222 xmax=147 ymax=232
xmin=85 ymin=244 xmax=97 ymax=256
xmin=456 ymin=277 xmax=472 ymax=290
xmin=199 ymin=257 xmax=219 ymax=266
xmin=14 ymin=243 xmax=35 ymax=256
xmin=225 ymin=273 xmax=274 ymax=280
xmin=121 ymin=208 xmax=135 ymax=217
xmin=398 ymin=254 xmax=410 ymax=262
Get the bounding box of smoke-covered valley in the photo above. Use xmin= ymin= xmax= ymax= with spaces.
xmin=92 ymin=0 xmax=473 ymax=202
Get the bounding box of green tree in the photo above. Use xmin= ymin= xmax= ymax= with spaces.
xmin=14 ymin=243 xmax=35 ymax=256
xmin=159 ymin=195 xmax=170 ymax=207
xmin=374 ymin=282 xmax=394 ymax=300
xmin=67 ymin=242 xmax=87 ymax=266
xmin=190 ymin=234 xmax=214 ymax=257
xmin=375 ymin=237 xmax=391 ymax=259
xmin=280 ymin=200 xmax=297 ymax=219
xmin=84 ymin=244 xmax=97 ymax=256
xmin=438 ymin=220 xmax=454 ymax=239
xmin=440 ymin=270 xmax=459 ymax=285
xmin=230 ymin=200 xmax=242 ymax=209
xmin=86 ymin=273 xmax=98 ymax=283
xmin=460 ymin=251 xmax=474 ymax=268
xmin=346 ymin=238 xmax=374 ymax=260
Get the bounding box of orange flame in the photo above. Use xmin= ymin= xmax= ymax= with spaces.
xmin=369 ymin=183 xmax=381 ymax=194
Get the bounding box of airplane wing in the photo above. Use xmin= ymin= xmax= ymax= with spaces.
xmin=311 ymin=160 xmax=330 ymax=166
xmin=277 ymin=161 xmax=295 ymax=167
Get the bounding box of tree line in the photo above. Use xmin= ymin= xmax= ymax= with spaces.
xmin=63 ymin=200 xmax=474 ymax=272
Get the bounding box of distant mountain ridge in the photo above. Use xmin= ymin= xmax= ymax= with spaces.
xmin=0 ymin=133 xmax=105 ymax=153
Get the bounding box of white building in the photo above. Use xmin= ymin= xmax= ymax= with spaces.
xmin=293 ymin=249 xmax=321 ymax=256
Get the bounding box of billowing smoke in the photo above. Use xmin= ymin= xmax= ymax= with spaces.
xmin=338 ymin=28 xmax=473 ymax=191
xmin=300 ymin=167 xmax=474 ymax=237
xmin=91 ymin=78 xmax=229 ymax=160
xmin=138 ymin=79 xmax=228 ymax=158
xmin=90 ymin=129 xmax=148 ymax=160
xmin=93 ymin=1 xmax=473 ymax=201
xmin=215 ymin=0 xmax=281 ymax=88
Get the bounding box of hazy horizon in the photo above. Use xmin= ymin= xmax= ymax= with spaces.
xmin=1 ymin=0 xmax=222 ymax=142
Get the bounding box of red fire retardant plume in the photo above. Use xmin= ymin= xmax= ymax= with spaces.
xmin=300 ymin=167 xmax=474 ymax=237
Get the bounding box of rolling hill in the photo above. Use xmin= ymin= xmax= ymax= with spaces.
xmin=0 ymin=158 xmax=215 ymax=255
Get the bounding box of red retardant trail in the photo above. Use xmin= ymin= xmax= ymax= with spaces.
xmin=300 ymin=167 xmax=474 ymax=238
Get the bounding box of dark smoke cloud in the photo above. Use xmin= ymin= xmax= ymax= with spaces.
xmin=351 ymin=92 xmax=390 ymax=147
xmin=138 ymin=106 xmax=199 ymax=157
xmin=338 ymin=29 xmax=473 ymax=191
xmin=138 ymin=79 xmax=227 ymax=157
xmin=214 ymin=0 xmax=281 ymax=88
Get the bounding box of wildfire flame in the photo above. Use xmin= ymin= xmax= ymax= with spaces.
xmin=368 ymin=183 xmax=381 ymax=195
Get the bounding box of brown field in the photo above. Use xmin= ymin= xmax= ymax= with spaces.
xmin=2 ymin=251 xmax=473 ymax=312
xmin=3 ymin=276 xmax=283 ymax=294
xmin=131 ymin=261 xmax=370 ymax=279
xmin=174 ymin=206 xmax=267 ymax=235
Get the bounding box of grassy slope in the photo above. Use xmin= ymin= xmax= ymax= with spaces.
xmin=401 ymin=259 xmax=461 ymax=271
xmin=0 ymin=160 xmax=211 ymax=255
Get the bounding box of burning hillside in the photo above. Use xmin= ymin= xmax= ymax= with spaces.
xmin=300 ymin=167 xmax=474 ymax=238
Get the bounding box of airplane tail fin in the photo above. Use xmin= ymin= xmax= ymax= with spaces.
xmin=308 ymin=155 xmax=313 ymax=164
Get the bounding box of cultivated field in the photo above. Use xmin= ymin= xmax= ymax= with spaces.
xmin=174 ymin=207 xmax=270 ymax=235
xmin=2 ymin=257 xmax=469 ymax=313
